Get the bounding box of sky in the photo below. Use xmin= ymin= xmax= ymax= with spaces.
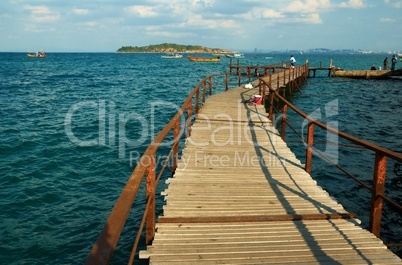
xmin=0 ymin=0 xmax=401 ymax=52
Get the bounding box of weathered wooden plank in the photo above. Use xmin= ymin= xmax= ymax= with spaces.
xmin=144 ymin=250 xmax=400 ymax=264
xmin=142 ymin=257 xmax=400 ymax=265
xmin=155 ymin=218 xmax=364 ymax=229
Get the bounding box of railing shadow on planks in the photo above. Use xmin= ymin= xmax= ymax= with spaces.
xmin=260 ymin=72 xmax=402 ymax=252
xmin=86 ymin=63 xmax=402 ymax=264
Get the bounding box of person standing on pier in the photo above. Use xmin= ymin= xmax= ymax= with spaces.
xmin=391 ymin=55 xmax=397 ymax=71
xmin=290 ymin=55 xmax=296 ymax=68
xmin=383 ymin=57 xmax=388 ymax=70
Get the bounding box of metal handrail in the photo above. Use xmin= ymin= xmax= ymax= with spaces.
xmin=85 ymin=72 xmax=250 ymax=264
xmin=261 ymin=78 xmax=402 ymax=243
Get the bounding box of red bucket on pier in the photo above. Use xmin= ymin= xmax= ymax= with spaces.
xmin=252 ymin=95 xmax=263 ymax=105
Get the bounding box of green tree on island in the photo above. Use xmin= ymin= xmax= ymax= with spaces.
xmin=116 ymin=43 xmax=231 ymax=53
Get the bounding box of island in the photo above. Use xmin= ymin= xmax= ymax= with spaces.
xmin=116 ymin=43 xmax=232 ymax=54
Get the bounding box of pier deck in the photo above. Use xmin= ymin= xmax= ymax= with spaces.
xmin=139 ymin=81 xmax=400 ymax=263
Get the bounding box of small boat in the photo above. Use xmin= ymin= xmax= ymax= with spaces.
xmin=212 ymin=53 xmax=226 ymax=57
xmin=398 ymin=54 xmax=402 ymax=62
xmin=331 ymin=69 xmax=402 ymax=79
xmin=187 ymin=56 xmax=220 ymax=62
xmin=161 ymin=53 xmax=183 ymax=59
xmin=226 ymin=53 xmax=244 ymax=59
xmin=27 ymin=51 xmax=46 ymax=58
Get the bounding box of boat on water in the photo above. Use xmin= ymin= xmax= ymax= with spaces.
xmin=27 ymin=51 xmax=46 ymax=58
xmin=332 ymin=68 xmax=402 ymax=79
xmin=212 ymin=53 xmax=226 ymax=57
xmin=161 ymin=53 xmax=183 ymax=59
xmin=398 ymin=54 xmax=402 ymax=62
xmin=187 ymin=56 xmax=220 ymax=62
xmin=226 ymin=53 xmax=244 ymax=59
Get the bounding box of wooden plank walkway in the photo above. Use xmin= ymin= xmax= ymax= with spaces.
xmin=139 ymin=73 xmax=401 ymax=264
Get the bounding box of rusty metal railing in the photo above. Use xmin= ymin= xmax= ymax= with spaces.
xmin=262 ymin=78 xmax=402 ymax=246
xmin=85 ymin=74 xmax=220 ymax=264
xmin=85 ymin=68 xmax=274 ymax=264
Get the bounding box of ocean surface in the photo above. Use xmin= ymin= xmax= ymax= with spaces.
xmin=0 ymin=52 xmax=401 ymax=264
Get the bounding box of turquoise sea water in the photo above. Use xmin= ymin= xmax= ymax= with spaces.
xmin=0 ymin=52 xmax=401 ymax=264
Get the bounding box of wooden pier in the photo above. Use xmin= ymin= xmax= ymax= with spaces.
xmin=86 ymin=63 xmax=402 ymax=265
xmin=308 ymin=67 xmax=334 ymax=77
xmin=138 ymin=67 xmax=400 ymax=264
xmin=228 ymin=58 xmax=336 ymax=78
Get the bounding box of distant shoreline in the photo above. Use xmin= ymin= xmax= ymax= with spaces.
xmin=116 ymin=43 xmax=233 ymax=54
xmin=115 ymin=51 xmax=232 ymax=54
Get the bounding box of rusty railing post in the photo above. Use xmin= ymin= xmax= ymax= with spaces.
xmin=284 ymin=68 xmax=287 ymax=86
xmin=225 ymin=73 xmax=229 ymax=91
xmin=269 ymin=73 xmax=272 ymax=89
xmin=195 ymin=86 xmax=200 ymax=114
xmin=290 ymin=67 xmax=293 ymax=91
xmin=276 ymin=72 xmax=280 ymax=91
xmin=305 ymin=122 xmax=314 ymax=174
xmin=146 ymin=154 xmax=156 ymax=245
xmin=209 ymin=76 xmax=213 ymax=95
xmin=187 ymin=102 xmax=192 ymax=137
xmin=369 ymin=152 xmax=387 ymax=237
xmin=202 ymin=80 xmax=207 ymax=103
xmin=281 ymin=104 xmax=288 ymax=140
xmin=268 ymin=90 xmax=275 ymax=121
xmin=172 ymin=120 xmax=180 ymax=172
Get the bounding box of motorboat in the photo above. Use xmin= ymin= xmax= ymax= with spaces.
xmin=161 ymin=53 xmax=183 ymax=59
xmin=27 ymin=51 xmax=46 ymax=58
xmin=226 ymin=53 xmax=244 ymax=59
xmin=187 ymin=56 xmax=220 ymax=62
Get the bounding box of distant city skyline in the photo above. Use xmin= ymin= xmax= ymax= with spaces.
xmin=251 ymin=48 xmax=401 ymax=54
xmin=1 ymin=0 xmax=401 ymax=52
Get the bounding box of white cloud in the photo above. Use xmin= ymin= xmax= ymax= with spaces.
xmin=73 ymin=8 xmax=89 ymax=15
xmin=146 ymin=30 xmax=192 ymax=38
xmin=379 ymin=17 xmax=396 ymax=23
xmin=303 ymin=13 xmax=323 ymax=23
xmin=24 ymin=24 xmax=56 ymax=32
xmin=339 ymin=0 xmax=366 ymax=9
xmin=282 ymin=13 xmax=323 ymax=24
xmin=219 ymin=20 xmax=237 ymax=28
xmin=384 ymin=0 xmax=402 ymax=8
xmin=193 ymin=0 xmax=215 ymax=7
xmin=283 ymin=0 xmax=332 ymax=13
xmin=180 ymin=14 xmax=218 ymax=29
xmin=262 ymin=9 xmax=285 ymax=19
xmin=125 ymin=5 xmax=158 ymax=17
xmin=24 ymin=5 xmax=60 ymax=22
xmin=82 ymin=21 xmax=97 ymax=27
xmin=240 ymin=7 xmax=284 ymax=21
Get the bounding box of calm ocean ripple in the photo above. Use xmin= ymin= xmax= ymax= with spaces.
xmin=0 ymin=52 xmax=401 ymax=264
